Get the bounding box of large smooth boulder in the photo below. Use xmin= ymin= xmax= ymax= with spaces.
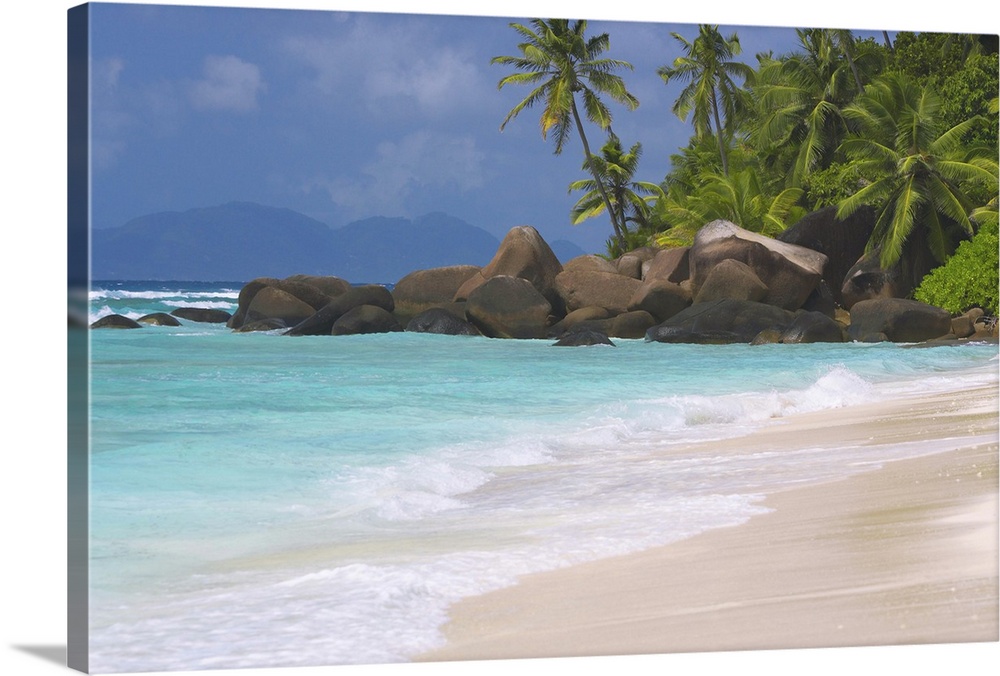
xmin=137 ymin=312 xmax=181 ymax=326
xmin=228 ymin=277 xmax=280 ymax=328
xmin=235 ymin=318 xmax=289 ymax=333
xmin=847 ymin=299 xmax=952 ymax=343
xmin=612 ymin=247 xmax=660 ymax=279
xmin=951 ymin=310 xmax=981 ymax=339
xmin=646 ymin=299 xmax=799 ymax=344
xmin=692 ymin=259 xmax=769 ymax=304
xmin=643 ymin=247 xmax=690 ymax=283
xmin=454 ymin=226 xmax=564 ymax=312
xmin=553 ymin=330 xmax=616 ymax=347
xmin=465 ymin=275 xmax=552 ymax=339
xmin=554 ymin=270 xmax=642 ymax=315
xmin=777 ymin=205 xmax=876 ymax=307
xmin=284 ymin=285 xmax=394 ymax=336
xmin=392 ymin=265 xmax=481 ymax=321
xmin=405 ymin=307 xmax=480 ymax=336
xmin=615 ymin=254 xmax=643 ymax=279
xmin=840 ymin=245 xmax=940 ymax=310
xmin=799 ymin=281 xmax=838 ymax=317
xmin=332 ymin=305 xmax=403 ymax=336
xmin=171 ymin=307 xmax=232 ymax=323
xmin=840 ymin=251 xmax=907 ymax=310
xmin=689 ymin=221 xmax=828 ymax=311
xmin=283 ymin=274 xmax=352 ymax=298
xmin=779 ymin=311 xmax=846 ymax=344
xmin=565 ymin=312 xmax=655 ymax=339
xmin=228 ymin=276 xmax=333 ymax=329
xmin=91 ymin=314 xmax=142 ymax=329
xmin=627 ymin=280 xmax=692 ymax=323
xmin=609 ymin=310 xmax=657 ymax=339
xmin=548 ymin=306 xmax=612 ymax=337
xmin=562 ymin=255 xmax=619 ymax=274
xmin=245 ymin=286 xmax=318 ymax=325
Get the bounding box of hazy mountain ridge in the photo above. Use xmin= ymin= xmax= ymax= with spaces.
xmin=91 ymin=202 xmax=590 ymax=283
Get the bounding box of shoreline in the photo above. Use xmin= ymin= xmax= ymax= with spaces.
xmin=419 ymin=381 xmax=999 ymax=663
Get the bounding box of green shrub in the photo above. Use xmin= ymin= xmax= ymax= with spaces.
xmin=914 ymin=220 xmax=999 ymax=316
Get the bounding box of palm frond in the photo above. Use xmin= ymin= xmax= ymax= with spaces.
xmin=878 ymin=176 xmax=923 ymax=267
xmin=935 ymin=159 xmax=1000 ymax=185
xmin=837 ymin=175 xmax=896 ymax=219
xmin=925 ymin=174 xmax=974 ymax=235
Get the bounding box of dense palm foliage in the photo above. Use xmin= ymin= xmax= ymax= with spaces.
xmin=752 ymin=29 xmax=883 ymax=187
xmin=493 ymin=23 xmax=999 ymax=303
xmin=492 ymin=19 xmax=639 ymax=250
xmin=651 ymin=167 xmax=805 ymax=247
xmin=836 ymin=73 xmax=999 ymax=267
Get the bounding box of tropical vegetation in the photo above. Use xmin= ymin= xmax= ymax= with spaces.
xmin=491 ymin=18 xmax=639 ymax=252
xmin=491 ymin=25 xmax=998 ymax=313
xmin=567 ymin=135 xmax=663 ymax=257
xmin=657 ymin=25 xmax=753 ymax=177
xmin=915 ymin=219 xmax=999 ymax=315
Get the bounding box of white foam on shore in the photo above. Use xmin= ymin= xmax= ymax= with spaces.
xmin=90 ymin=288 xmax=240 ymax=300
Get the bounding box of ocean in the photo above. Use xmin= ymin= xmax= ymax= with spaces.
xmin=86 ymin=280 xmax=999 ymax=673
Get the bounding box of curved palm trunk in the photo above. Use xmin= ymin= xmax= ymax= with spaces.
xmin=844 ymin=49 xmax=864 ymax=94
xmin=571 ymin=99 xmax=628 ymax=252
xmin=710 ymin=88 xmax=730 ymax=177
xmin=882 ymin=31 xmax=894 ymax=53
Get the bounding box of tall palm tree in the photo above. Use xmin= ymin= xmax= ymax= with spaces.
xmin=658 ymin=24 xmax=753 ymax=177
xmin=836 ymin=73 xmax=999 ymax=268
xmin=567 ymin=136 xmax=663 ymax=254
xmin=492 ymin=19 xmax=639 ymax=249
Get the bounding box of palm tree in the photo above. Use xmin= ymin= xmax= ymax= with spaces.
xmin=882 ymin=31 xmax=894 ymax=53
xmin=648 ymin=185 xmax=707 ymax=248
xmin=836 ymin=73 xmax=999 ymax=268
xmin=492 ymin=19 xmax=639 ymax=249
xmin=651 ymin=168 xmax=804 ymax=247
xmin=658 ymin=24 xmax=753 ymax=177
xmin=567 ymin=136 xmax=663 ymax=255
xmin=699 ymin=169 xmax=806 ymax=237
xmin=752 ymin=28 xmax=882 ymax=188
xmin=829 ymin=28 xmax=865 ymax=94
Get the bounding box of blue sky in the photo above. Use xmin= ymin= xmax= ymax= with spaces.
xmin=84 ymin=1 xmax=918 ymax=254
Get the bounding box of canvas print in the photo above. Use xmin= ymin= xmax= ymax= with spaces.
xmin=68 ymin=1 xmax=999 ymax=673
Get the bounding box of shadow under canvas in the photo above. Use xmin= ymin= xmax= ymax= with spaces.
xmin=13 ymin=645 xmax=67 ymax=667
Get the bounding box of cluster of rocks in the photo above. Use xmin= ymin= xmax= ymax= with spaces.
xmin=89 ymin=307 xmax=233 ymax=329
xmin=91 ymin=207 xmax=998 ymax=347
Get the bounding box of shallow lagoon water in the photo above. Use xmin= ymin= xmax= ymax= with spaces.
xmin=87 ymin=282 xmax=999 ymax=672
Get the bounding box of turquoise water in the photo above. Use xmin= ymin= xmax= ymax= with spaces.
xmin=87 ymin=281 xmax=999 ymax=672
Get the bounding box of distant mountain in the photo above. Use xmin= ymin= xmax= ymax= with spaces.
xmin=331 ymin=213 xmax=502 ymax=283
xmin=549 ymin=239 xmax=588 ymax=262
xmin=92 ymin=202 xmax=335 ymax=281
xmin=91 ymin=202 xmax=505 ymax=283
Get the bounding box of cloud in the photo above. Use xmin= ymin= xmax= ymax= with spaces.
xmin=95 ymin=56 xmax=125 ymax=91
xmin=282 ymin=16 xmax=491 ymax=119
xmin=308 ymin=130 xmax=486 ymax=217
xmin=188 ymin=55 xmax=264 ymax=112
xmin=90 ymin=57 xmax=131 ymax=169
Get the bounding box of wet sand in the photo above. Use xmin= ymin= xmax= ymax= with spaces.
xmin=420 ymin=383 xmax=999 ymax=662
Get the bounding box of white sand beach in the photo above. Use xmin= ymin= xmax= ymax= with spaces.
xmin=421 ymin=381 xmax=999 ymax=663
